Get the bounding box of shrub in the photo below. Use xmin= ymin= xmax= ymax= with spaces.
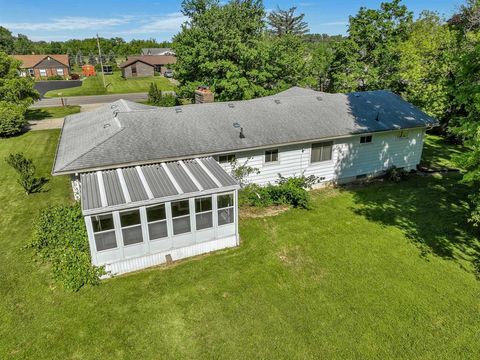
xmin=5 ymin=153 xmax=47 ymax=194
xmin=0 ymin=101 xmax=27 ymax=137
xmin=230 ymin=158 xmax=260 ymax=187
xmin=29 ymin=203 xmax=106 ymax=291
xmin=47 ymin=75 xmax=64 ymax=80
xmin=148 ymin=83 xmax=178 ymax=107
xmin=385 ymin=166 xmax=408 ymax=182
xmin=70 ymin=73 xmax=80 ymax=80
xmin=240 ymin=175 xmax=318 ymax=209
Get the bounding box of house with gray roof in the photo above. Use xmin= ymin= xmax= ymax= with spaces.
xmin=140 ymin=48 xmax=175 ymax=56
xmin=53 ymin=86 xmax=436 ymax=275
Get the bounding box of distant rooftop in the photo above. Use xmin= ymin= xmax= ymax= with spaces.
xmin=53 ymin=87 xmax=437 ymax=175
xmin=140 ymin=48 xmax=175 ymax=56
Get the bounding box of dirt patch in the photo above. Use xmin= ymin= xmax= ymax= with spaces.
xmin=239 ymin=205 xmax=290 ymax=219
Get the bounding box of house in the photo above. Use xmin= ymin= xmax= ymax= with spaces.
xmin=52 ymin=87 xmax=436 ymax=275
xmin=12 ymin=54 xmax=70 ymax=79
xmin=141 ymin=48 xmax=176 ymax=56
xmin=119 ymin=55 xmax=177 ymax=78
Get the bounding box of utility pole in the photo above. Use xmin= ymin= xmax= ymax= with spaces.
xmin=96 ymin=34 xmax=106 ymax=88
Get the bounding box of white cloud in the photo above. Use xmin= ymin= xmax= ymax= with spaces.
xmin=120 ymin=13 xmax=187 ymax=35
xmin=319 ymin=21 xmax=349 ymax=26
xmin=3 ymin=16 xmax=131 ymax=31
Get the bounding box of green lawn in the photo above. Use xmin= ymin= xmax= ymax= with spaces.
xmin=25 ymin=106 xmax=81 ymax=121
xmin=44 ymin=72 xmax=175 ymax=97
xmin=0 ymin=131 xmax=479 ymax=359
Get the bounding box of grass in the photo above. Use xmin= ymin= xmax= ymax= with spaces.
xmin=0 ymin=132 xmax=479 ymax=359
xmin=44 ymin=71 xmax=175 ymax=98
xmin=25 ymin=106 xmax=81 ymax=121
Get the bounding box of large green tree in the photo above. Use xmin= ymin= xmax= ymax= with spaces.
xmin=0 ymin=51 xmax=39 ymax=136
xmin=397 ymin=12 xmax=457 ymax=126
xmin=329 ymin=0 xmax=413 ymax=92
xmin=173 ymin=0 xmax=307 ymax=100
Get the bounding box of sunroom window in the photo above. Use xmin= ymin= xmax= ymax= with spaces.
xmin=147 ymin=204 xmax=168 ymax=240
xmin=91 ymin=213 xmax=116 ymax=251
xmin=217 ymin=193 xmax=234 ymax=225
xmin=120 ymin=209 xmax=143 ymax=246
xmin=171 ymin=200 xmax=191 ymax=235
xmin=195 ymin=197 xmax=213 ymax=230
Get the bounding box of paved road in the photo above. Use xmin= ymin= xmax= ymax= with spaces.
xmin=34 ymin=80 xmax=82 ymax=97
xmin=31 ymin=92 xmax=151 ymax=108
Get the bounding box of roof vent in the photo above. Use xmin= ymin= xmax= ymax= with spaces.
xmin=239 ymin=127 xmax=245 ymax=139
xmin=111 ymin=104 xmax=119 ymax=109
xmin=103 ymin=123 xmax=111 ymax=129
xmin=233 ymin=122 xmax=241 ymax=128
xmin=354 ymin=93 xmax=361 ymax=98
xmin=175 ymin=108 xmax=182 ymax=114
xmin=228 ymin=103 xmax=235 ymax=108
xmin=274 ymin=99 xmax=281 ymax=104
xmin=375 ymin=112 xmax=380 ymax=122
xmin=113 ymin=110 xmax=119 ymax=117
xmin=316 ymin=96 xmax=323 ymax=101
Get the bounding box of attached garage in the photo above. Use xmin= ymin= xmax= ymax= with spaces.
xmin=80 ymin=157 xmax=239 ymax=275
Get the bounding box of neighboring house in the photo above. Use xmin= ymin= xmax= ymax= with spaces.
xmin=141 ymin=48 xmax=175 ymax=56
xmin=52 ymin=87 xmax=436 ymax=275
xmin=12 ymin=54 xmax=70 ymax=79
xmin=119 ymin=55 xmax=177 ymax=78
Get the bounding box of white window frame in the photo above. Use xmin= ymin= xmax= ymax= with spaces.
xmin=217 ymin=192 xmax=235 ymax=227
xmin=171 ymin=199 xmax=192 ymax=235
xmin=91 ymin=213 xmax=117 ymax=252
xmin=56 ymin=68 xmax=64 ymax=76
xmin=310 ymin=141 xmax=333 ymax=163
xmin=218 ymin=154 xmax=236 ymax=164
xmin=146 ymin=203 xmax=168 ymax=241
xmin=195 ymin=196 xmax=213 ymax=231
xmin=360 ymin=135 xmax=373 ymax=144
xmin=119 ymin=209 xmax=144 ymax=247
xmin=264 ymin=149 xmax=279 ymax=164
xmin=39 ymin=69 xmax=47 ymax=77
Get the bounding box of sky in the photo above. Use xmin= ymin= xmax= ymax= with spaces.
xmin=0 ymin=0 xmax=464 ymax=42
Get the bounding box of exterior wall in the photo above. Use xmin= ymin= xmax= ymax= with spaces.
xmin=218 ymin=128 xmax=425 ymax=186
xmin=85 ymin=191 xmax=239 ymax=275
xmin=32 ymin=58 xmax=70 ymax=79
xmin=122 ymin=62 xmax=154 ymax=78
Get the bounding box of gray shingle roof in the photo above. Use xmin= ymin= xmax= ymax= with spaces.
xmin=53 ymin=87 xmax=436 ymax=175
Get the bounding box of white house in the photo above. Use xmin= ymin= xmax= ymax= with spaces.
xmin=52 ymin=87 xmax=436 ymax=275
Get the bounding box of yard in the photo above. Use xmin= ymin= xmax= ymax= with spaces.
xmin=43 ymin=72 xmax=175 ymax=97
xmin=0 ymin=132 xmax=478 ymax=359
xmin=25 ymin=106 xmax=81 ymax=121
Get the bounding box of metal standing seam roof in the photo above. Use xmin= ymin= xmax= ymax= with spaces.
xmin=80 ymin=157 xmax=238 ymax=215
xmin=53 ymin=88 xmax=438 ymax=175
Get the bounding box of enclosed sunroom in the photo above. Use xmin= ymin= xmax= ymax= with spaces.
xmin=79 ymin=157 xmax=239 ymax=275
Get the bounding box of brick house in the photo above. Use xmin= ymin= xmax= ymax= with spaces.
xmin=119 ymin=55 xmax=176 ymax=78
xmin=12 ymin=54 xmax=70 ymax=79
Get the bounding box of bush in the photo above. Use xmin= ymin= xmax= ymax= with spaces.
xmin=70 ymin=73 xmax=80 ymax=80
xmin=5 ymin=153 xmax=47 ymax=194
xmin=385 ymin=166 xmax=408 ymax=182
xmin=240 ymin=175 xmax=318 ymax=209
xmin=47 ymin=75 xmax=64 ymax=80
xmin=148 ymin=83 xmax=178 ymax=107
xmin=29 ymin=203 xmax=106 ymax=291
xmin=0 ymin=101 xmax=27 ymax=137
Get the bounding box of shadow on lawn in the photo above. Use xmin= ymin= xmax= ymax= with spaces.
xmin=347 ymin=173 xmax=480 ymax=270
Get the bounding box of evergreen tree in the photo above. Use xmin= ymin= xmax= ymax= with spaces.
xmin=88 ymin=51 xmax=96 ymax=65
xmin=267 ymin=7 xmax=309 ymax=36
xmin=76 ymin=50 xmax=84 ymax=66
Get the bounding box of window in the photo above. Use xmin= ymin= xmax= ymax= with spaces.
xmin=398 ymin=130 xmax=409 ymax=138
xmin=195 ymin=197 xmax=213 ymax=230
xmin=265 ymin=149 xmax=278 ymax=163
xmin=39 ymin=69 xmax=47 ymax=77
xmin=131 ymin=64 xmax=137 ymax=74
xmin=311 ymin=142 xmax=333 ymax=162
xmin=360 ymin=135 xmax=372 ymax=144
xmin=56 ymin=68 xmax=64 ymax=76
xmin=217 ymin=193 xmax=234 ymax=226
xmin=120 ymin=210 xmax=143 ymax=246
xmin=154 ymin=65 xmax=162 ymax=72
xmin=218 ymin=154 xmax=236 ymax=164
xmin=28 ymin=68 xmax=34 ymax=76
xmin=91 ymin=214 xmax=116 ymax=251
xmin=171 ymin=200 xmax=191 ymax=235
xmin=147 ymin=204 xmax=168 ymax=240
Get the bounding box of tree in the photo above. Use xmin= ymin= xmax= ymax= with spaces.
xmin=174 ymin=0 xmax=306 ymax=101
xmin=0 ymin=51 xmax=39 ymax=136
xmin=308 ymin=41 xmax=335 ymax=91
xmin=0 ymin=26 xmax=14 ymax=53
xmin=181 ymin=0 xmax=218 ymax=17
xmin=329 ymin=0 xmax=413 ymax=92
xmin=267 ymin=7 xmax=309 ymax=36
xmin=88 ymin=51 xmax=96 ymax=65
xmin=397 ymin=12 xmax=457 ymax=126
xmin=76 ymin=50 xmax=84 ymax=66
xmin=5 ymin=153 xmax=47 ymax=194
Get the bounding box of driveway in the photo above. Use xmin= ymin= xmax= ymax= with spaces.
xmin=34 ymin=80 xmax=82 ymax=98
